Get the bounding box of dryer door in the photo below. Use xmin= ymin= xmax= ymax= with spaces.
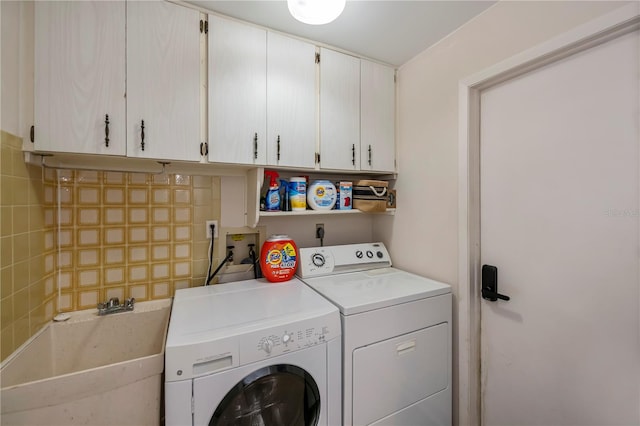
xmin=209 ymin=364 xmax=320 ymax=426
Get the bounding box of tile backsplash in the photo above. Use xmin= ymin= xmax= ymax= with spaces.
xmin=46 ymin=169 xmax=221 ymax=312
xmin=1 ymin=131 xmax=222 ymax=361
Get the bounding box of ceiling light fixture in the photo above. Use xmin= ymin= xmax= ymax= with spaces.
xmin=287 ymin=0 xmax=346 ymax=25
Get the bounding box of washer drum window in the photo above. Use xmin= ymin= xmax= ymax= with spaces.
xmin=209 ymin=364 xmax=321 ymax=426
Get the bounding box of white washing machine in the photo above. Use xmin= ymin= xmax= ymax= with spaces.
xmin=164 ymin=278 xmax=341 ymax=426
xmin=298 ymin=243 xmax=452 ymax=426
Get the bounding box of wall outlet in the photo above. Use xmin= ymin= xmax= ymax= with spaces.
xmin=315 ymin=223 xmax=325 ymax=239
xmin=206 ymin=220 xmax=219 ymax=238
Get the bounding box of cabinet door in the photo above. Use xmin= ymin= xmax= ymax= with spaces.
xmin=319 ymin=48 xmax=360 ymax=171
xmin=361 ymin=60 xmax=396 ymax=172
xmin=266 ymin=33 xmax=317 ymax=168
xmin=35 ymin=1 xmax=125 ymax=155
xmin=209 ymin=16 xmax=266 ymax=165
xmin=127 ymin=1 xmax=201 ymax=161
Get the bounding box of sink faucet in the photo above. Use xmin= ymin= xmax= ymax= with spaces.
xmin=97 ymin=297 xmax=135 ymax=316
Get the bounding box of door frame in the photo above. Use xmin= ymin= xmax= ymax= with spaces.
xmin=457 ymin=4 xmax=640 ymax=425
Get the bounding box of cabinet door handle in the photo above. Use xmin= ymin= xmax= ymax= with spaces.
xmin=253 ymin=133 xmax=258 ymax=160
xmin=277 ymin=135 xmax=281 ymax=161
xmin=352 ymin=144 xmax=355 ymax=166
xmin=140 ymin=120 xmax=145 ymax=151
xmin=368 ymin=144 xmax=372 ymax=166
xmin=104 ymin=114 xmax=110 ymax=147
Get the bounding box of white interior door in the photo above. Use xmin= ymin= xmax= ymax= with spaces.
xmin=480 ymin=30 xmax=639 ymax=425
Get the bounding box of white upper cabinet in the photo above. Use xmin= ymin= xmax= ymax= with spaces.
xmin=126 ymin=2 xmax=201 ymax=162
xmin=266 ymin=33 xmax=317 ymax=168
xmin=209 ymin=16 xmax=267 ymax=165
xmin=319 ymin=48 xmax=361 ymax=171
xmin=35 ymin=1 xmax=126 ymax=155
xmin=361 ymin=60 xmax=396 ymax=172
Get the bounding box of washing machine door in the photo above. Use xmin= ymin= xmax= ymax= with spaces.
xmin=209 ymin=364 xmax=320 ymax=426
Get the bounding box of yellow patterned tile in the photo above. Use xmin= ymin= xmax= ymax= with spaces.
xmin=174 ymin=243 xmax=191 ymax=259
xmin=173 ymin=261 xmax=190 ymax=278
xmin=128 ymin=245 xmax=148 ymax=263
xmin=129 ymin=173 xmax=150 ymax=186
xmin=128 ymin=227 xmax=148 ymax=244
xmin=174 ymin=189 xmax=190 ymax=204
xmin=104 ymin=187 xmax=125 ymax=204
xmin=104 ymin=247 xmax=125 ymax=265
xmin=78 ymin=228 xmax=100 ymax=246
xmin=78 ymin=290 xmax=99 ymax=310
xmin=151 ymin=263 xmax=170 ymax=280
xmin=152 ymin=207 xmax=170 ymax=223
xmin=173 ymin=175 xmax=190 ymax=186
xmin=104 ymin=227 xmax=125 ymax=245
xmin=152 ymin=245 xmax=170 ymax=261
xmin=174 ymin=225 xmax=191 ymax=241
xmin=58 ymin=185 xmax=73 ymax=204
xmin=104 ymin=172 xmax=125 ymax=185
xmin=151 ymin=226 xmax=170 ymax=242
xmin=78 ymin=249 xmax=100 ymax=267
xmin=128 ymin=207 xmax=148 ymax=224
xmin=104 ymin=267 xmax=125 ymax=286
xmin=152 ymin=188 xmax=170 ymax=204
xmin=58 ymin=292 xmax=73 ymax=312
xmin=129 ymin=188 xmax=148 ymax=204
xmin=58 ymin=271 xmax=73 ymax=289
xmin=77 ymin=171 xmax=99 ymax=184
xmin=151 ymin=282 xmax=170 ymax=299
xmin=128 ymin=265 xmax=148 ymax=282
xmin=104 ymin=207 xmax=125 ymax=225
xmin=174 ymin=207 xmax=191 ymax=223
xmin=129 ymin=284 xmax=148 ymax=301
xmin=78 ymin=208 xmax=100 ymax=226
xmin=58 ymin=207 xmax=73 ymax=226
xmin=77 ymin=269 xmax=100 ymax=288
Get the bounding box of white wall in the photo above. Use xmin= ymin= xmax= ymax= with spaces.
xmin=373 ymin=1 xmax=632 ymax=424
xmin=259 ymin=214 xmax=373 ymax=248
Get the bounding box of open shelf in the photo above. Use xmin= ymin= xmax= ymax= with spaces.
xmin=259 ymin=208 xmax=395 ymax=218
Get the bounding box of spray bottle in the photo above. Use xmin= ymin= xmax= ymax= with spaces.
xmin=264 ymin=170 xmax=280 ymax=211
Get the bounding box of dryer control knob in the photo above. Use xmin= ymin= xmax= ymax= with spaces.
xmin=261 ymin=339 xmax=274 ymax=354
xmin=282 ymin=333 xmax=291 ymax=344
xmin=312 ymin=253 xmax=325 ymax=267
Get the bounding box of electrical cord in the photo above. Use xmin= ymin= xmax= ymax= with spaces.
xmin=204 ymin=223 xmax=215 ymax=286
xmin=316 ymin=226 xmax=325 ymax=247
xmin=206 ymin=249 xmax=234 ymax=286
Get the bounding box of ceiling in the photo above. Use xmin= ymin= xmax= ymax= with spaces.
xmin=184 ymin=1 xmax=496 ymax=66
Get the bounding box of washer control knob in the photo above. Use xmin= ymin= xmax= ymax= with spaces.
xmin=282 ymin=333 xmax=291 ymax=344
xmin=312 ymin=253 xmax=325 ymax=267
xmin=356 ymin=250 xmax=363 ymax=259
xmin=366 ymin=250 xmax=374 ymax=258
xmin=377 ymin=251 xmax=384 ymax=259
xmin=261 ymin=338 xmax=274 ymax=354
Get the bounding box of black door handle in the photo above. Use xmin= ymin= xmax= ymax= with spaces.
xmin=482 ymin=264 xmax=510 ymax=302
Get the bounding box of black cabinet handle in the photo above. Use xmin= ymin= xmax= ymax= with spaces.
xmin=140 ymin=120 xmax=145 ymax=151
xmin=105 ymin=114 xmax=110 ymax=147
xmin=277 ymin=135 xmax=281 ymax=161
xmin=482 ymin=264 xmax=511 ymax=302
xmin=368 ymin=144 xmax=372 ymax=166
xmin=352 ymin=144 xmax=355 ymax=166
xmin=253 ymin=133 xmax=258 ymax=160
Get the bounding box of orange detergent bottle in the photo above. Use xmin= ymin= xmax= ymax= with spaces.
xmin=260 ymin=235 xmax=298 ymax=282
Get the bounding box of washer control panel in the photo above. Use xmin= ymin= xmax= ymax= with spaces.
xmin=297 ymin=242 xmax=392 ymax=278
xmin=240 ymin=313 xmax=340 ymax=364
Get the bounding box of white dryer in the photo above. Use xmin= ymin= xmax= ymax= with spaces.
xmin=298 ymin=243 xmax=452 ymax=426
xmin=164 ymin=278 xmax=341 ymax=426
